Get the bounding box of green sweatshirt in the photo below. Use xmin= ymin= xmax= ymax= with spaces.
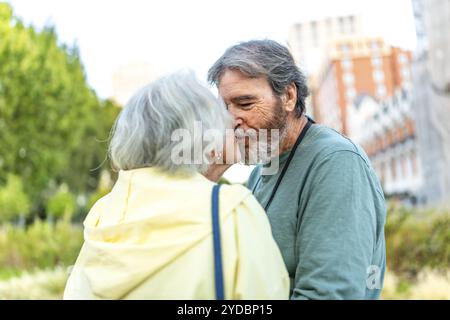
xmin=247 ymin=124 xmax=386 ymax=300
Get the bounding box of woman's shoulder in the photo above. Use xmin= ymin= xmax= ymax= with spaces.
xmin=218 ymin=183 xmax=251 ymax=204
xmin=218 ymin=183 xmax=265 ymax=218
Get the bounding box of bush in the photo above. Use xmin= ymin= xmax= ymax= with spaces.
xmin=0 ymin=219 xmax=83 ymax=276
xmin=46 ymin=185 xmax=76 ymax=221
xmin=0 ymin=174 xmax=31 ymax=223
xmin=0 ymin=267 xmax=69 ymax=300
xmin=385 ymin=202 xmax=450 ymax=279
xmin=382 ymin=268 xmax=450 ymax=300
xmin=87 ymin=187 xmax=111 ymax=210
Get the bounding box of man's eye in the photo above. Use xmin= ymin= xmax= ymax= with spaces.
xmin=239 ymin=103 xmax=253 ymax=108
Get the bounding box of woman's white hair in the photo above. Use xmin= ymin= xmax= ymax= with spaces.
xmin=109 ymin=70 xmax=231 ymax=173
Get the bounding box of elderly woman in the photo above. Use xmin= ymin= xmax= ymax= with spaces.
xmin=63 ymin=71 xmax=289 ymax=300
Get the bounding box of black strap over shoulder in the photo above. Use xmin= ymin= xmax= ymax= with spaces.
xmin=253 ymin=116 xmax=314 ymax=211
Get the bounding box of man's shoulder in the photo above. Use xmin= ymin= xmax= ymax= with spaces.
xmin=306 ymin=124 xmax=371 ymax=166
xmin=305 ymin=125 xmax=384 ymax=198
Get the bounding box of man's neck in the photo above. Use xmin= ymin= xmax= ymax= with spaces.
xmin=279 ymin=114 xmax=308 ymax=154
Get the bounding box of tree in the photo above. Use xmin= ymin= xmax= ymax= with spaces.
xmin=0 ymin=3 xmax=120 ymax=214
xmin=46 ymin=185 xmax=76 ymax=222
xmin=0 ymin=174 xmax=31 ymax=223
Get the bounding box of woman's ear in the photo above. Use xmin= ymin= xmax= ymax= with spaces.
xmin=283 ymin=83 xmax=297 ymax=113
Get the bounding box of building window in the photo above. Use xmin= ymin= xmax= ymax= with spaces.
xmin=371 ymin=40 xmax=380 ymax=51
xmin=411 ymin=150 xmax=418 ymax=175
xmin=401 ymin=88 xmax=409 ymax=100
xmin=339 ymin=17 xmax=345 ymax=33
xmin=401 ymin=126 xmax=408 ymax=141
xmin=340 ymin=43 xmax=350 ymax=55
xmin=380 ymin=162 xmax=386 ymax=184
xmin=387 ymin=130 xmax=393 ymax=145
xmin=349 ymin=16 xmax=355 ymax=33
xmin=343 ymin=72 xmax=355 ymax=85
xmin=403 ymin=125 xmax=410 ymax=138
xmin=398 ymin=53 xmax=408 ymax=64
xmin=406 ymin=120 xmax=415 ymax=135
xmin=401 ymin=154 xmax=407 ymax=179
xmin=391 ymin=158 xmax=397 ymax=180
xmin=372 ymin=57 xmax=383 ymax=67
xmin=373 ymin=70 xmax=385 ymax=82
xmin=402 ymin=68 xmax=411 ymax=80
xmin=342 ymin=59 xmax=353 ymax=70
xmin=377 ymin=85 xmax=387 ymax=97
xmin=346 ymin=88 xmax=356 ymax=100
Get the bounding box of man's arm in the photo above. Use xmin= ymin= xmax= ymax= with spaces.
xmin=292 ymin=150 xmax=379 ymax=299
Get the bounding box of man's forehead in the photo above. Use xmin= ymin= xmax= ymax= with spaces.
xmin=218 ymin=70 xmax=270 ymax=98
xmin=219 ymin=87 xmax=262 ymax=103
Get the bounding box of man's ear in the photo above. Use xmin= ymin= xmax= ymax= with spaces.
xmin=283 ymin=83 xmax=297 ymax=113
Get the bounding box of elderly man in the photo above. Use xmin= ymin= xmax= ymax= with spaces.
xmin=208 ymin=39 xmax=387 ymax=300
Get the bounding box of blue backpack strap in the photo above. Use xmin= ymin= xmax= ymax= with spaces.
xmin=211 ymin=184 xmax=225 ymax=300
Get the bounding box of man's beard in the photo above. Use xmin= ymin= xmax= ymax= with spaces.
xmin=238 ymin=100 xmax=288 ymax=165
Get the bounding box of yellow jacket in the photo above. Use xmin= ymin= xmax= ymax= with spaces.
xmin=64 ymin=168 xmax=289 ymax=299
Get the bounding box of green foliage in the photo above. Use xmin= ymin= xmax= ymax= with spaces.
xmin=0 ymin=267 xmax=69 ymax=299
xmin=46 ymin=185 xmax=76 ymax=221
xmin=0 ymin=3 xmax=121 ymax=213
xmin=87 ymin=186 xmax=111 ymax=210
xmin=385 ymin=202 xmax=450 ymax=279
xmin=0 ymin=174 xmax=31 ymax=222
xmin=0 ymin=219 xmax=83 ymax=274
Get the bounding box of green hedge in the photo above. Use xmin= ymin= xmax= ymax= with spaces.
xmin=46 ymin=186 xmax=77 ymax=221
xmin=385 ymin=203 xmax=450 ymax=279
xmin=0 ymin=220 xmax=83 ymax=278
xmin=0 ymin=201 xmax=449 ymax=282
xmin=0 ymin=174 xmax=31 ymax=223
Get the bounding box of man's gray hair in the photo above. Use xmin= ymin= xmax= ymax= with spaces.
xmin=208 ymin=39 xmax=309 ymax=117
xmin=109 ymin=70 xmax=231 ymax=173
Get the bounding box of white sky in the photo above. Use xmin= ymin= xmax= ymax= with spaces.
xmin=7 ymin=0 xmax=417 ymax=99
xmin=5 ymin=0 xmax=417 ymax=183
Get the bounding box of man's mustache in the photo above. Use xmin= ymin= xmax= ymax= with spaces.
xmin=233 ymin=126 xmax=280 ymax=138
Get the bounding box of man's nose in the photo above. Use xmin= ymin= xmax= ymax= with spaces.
xmin=233 ymin=115 xmax=244 ymax=129
xmin=230 ymin=115 xmax=245 ymax=131
xmin=227 ymin=105 xmax=244 ymax=128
